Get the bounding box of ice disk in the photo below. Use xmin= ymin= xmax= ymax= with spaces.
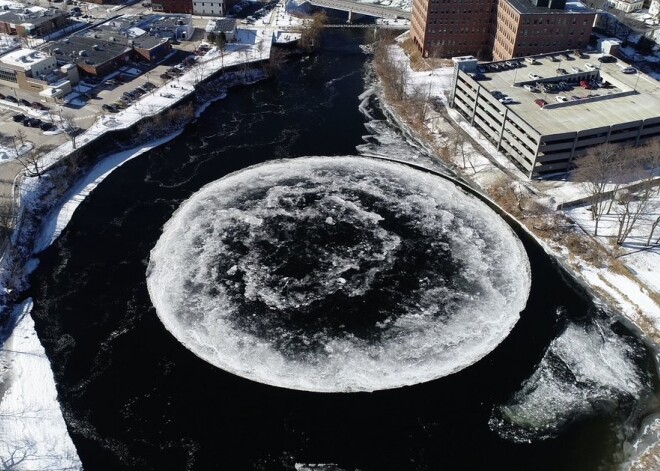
xmin=146 ymin=156 xmax=531 ymax=392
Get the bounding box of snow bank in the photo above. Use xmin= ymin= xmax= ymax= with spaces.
xmin=0 ymin=300 xmax=82 ymax=470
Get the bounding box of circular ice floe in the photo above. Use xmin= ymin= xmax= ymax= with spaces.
xmin=146 ymin=157 xmax=531 ymax=392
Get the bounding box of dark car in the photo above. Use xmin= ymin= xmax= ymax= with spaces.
xmin=556 ymin=68 xmax=568 ymax=75
xmin=22 ymin=118 xmax=35 ymax=127
xmin=28 ymin=118 xmax=42 ymax=127
xmin=598 ymin=55 xmax=617 ymax=63
xmin=160 ymin=73 xmax=172 ymax=80
xmin=102 ymin=103 xmax=117 ymax=112
xmin=19 ymin=98 xmax=31 ymax=107
xmin=143 ymin=82 xmax=156 ymax=90
xmin=40 ymin=122 xmax=54 ymax=131
xmin=0 ymin=93 xmax=5 ymax=99
xmin=31 ymin=101 xmax=49 ymax=110
xmin=12 ymin=113 xmax=26 ymax=122
xmin=132 ymin=88 xmax=145 ymax=97
xmin=5 ymin=95 xmax=17 ymax=103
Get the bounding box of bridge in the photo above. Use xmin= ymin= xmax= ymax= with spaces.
xmin=305 ymin=0 xmax=411 ymax=21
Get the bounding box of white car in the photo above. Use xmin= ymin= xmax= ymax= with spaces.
xmin=571 ymin=66 xmax=581 ymax=73
xmin=555 ymin=96 xmax=568 ymax=102
xmin=528 ymin=73 xmax=542 ymax=80
xmin=499 ymin=96 xmax=514 ymax=104
xmin=585 ymin=63 xmax=596 ymax=70
xmin=523 ymin=84 xmax=538 ymax=92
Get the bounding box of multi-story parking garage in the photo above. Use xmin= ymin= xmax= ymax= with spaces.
xmin=449 ymin=53 xmax=660 ymax=178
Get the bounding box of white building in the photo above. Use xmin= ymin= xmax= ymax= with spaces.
xmin=608 ymin=0 xmax=644 ymax=13
xmin=193 ymin=0 xmax=224 ymax=16
xmin=0 ymin=48 xmax=57 ymax=78
xmin=650 ymin=0 xmax=660 ymax=17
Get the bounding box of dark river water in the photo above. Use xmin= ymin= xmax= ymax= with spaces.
xmin=28 ymin=30 xmax=660 ymax=471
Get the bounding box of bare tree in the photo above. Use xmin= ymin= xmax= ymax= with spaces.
xmin=572 ymin=143 xmax=623 ymax=236
xmin=191 ymin=59 xmax=209 ymax=87
xmin=60 ymin=113 xmax=79 ymax=148
xmin=16 ymin=145 xmax=45 ymax=178
xmin=448 ymin=128 xmax=475 ymax=172
xmin=409 ymin=85 xmax=431 ymax=123
xmin=14 ymin=128 xmax=26 ymax=147
xmin=299 ymin=11 xmax=327 ymax=52
xmin=647 ymin=216 xmax=660 ymax=246
xmin=614 ymin=185 xmax=651 ymax=245
xmin=0 ymin=200 xmax=17 ymax=240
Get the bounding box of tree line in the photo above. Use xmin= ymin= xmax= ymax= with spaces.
xmin=573 ymin=140 xmax=660 ymax=247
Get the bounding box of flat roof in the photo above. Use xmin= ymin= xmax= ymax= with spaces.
xmin=0 ymin=8 xmax=63 ymax=27
xmin=1 ymin=47 xmax=52 ymax=70
xmin=41 ymin=36 xmax=130 ymax=68
xmin=506 ymin=0 xmax=593 ymax=14
xmin=473 ymin=52 xmax=660 ymax=136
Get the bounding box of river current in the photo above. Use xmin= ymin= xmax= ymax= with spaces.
xmin=29 ymin=30 xmax=660 ymax=470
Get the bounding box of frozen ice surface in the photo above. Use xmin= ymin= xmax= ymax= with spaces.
xmin=147 ymin=156 xmax=531 ymax=392
xmin=491 ymin=321 xmax=646 ymax=442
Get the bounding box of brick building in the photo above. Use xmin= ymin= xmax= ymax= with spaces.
xmin=411 ymin=0 xmax=596 ymax=60
xmin=0 ymin=8 xmax=67 ymax=38
xmin=152 ymin=0 xmax=193 ymax=14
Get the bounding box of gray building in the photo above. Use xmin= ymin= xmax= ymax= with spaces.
xmin=449 ymin=53 xmax=660 ymax=178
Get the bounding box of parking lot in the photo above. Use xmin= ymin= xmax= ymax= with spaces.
xmin=0 ymin=46 xmax=199 ymax=140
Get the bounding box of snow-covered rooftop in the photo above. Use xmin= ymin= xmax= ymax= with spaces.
xmin=0 ymin=47 xmax=52 ymax=70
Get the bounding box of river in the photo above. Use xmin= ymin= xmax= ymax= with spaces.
xmin=28 ymin=29 xmax=660 ymax=471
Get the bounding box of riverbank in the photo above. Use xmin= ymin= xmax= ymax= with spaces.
xmin=374 ymin=33 xmax=660 ymax=469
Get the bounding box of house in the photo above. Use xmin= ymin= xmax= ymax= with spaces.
xmin=206 ymin=18 xmax=236 ymax=42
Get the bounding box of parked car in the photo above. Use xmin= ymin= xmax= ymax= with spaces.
xmin=534 ymin=99 xmax=547 ymax=108
xmin=160 ymin=73 xmax=172 ymax=80
xmin=580 ymin=80 xmax=591 ymax=89
xmin=0 ymin=93 xmax=5 ymax=99
xmin=528 ymin=73 xmax=542 ymax=80
xmin=29 ymin=118 xmax=42 ymax=127
xmin=570 ymin=66 xmax=581 ymax=73
xmin=622 ymin=67 xmax=637 ymax=74
xmin=555 ymin=96 xmax=568 ymax=102
xmin=19 ymin=98 xmax=31 ymax=106
xmin=40 ymin=122 xmax=54 ymax=131
xmin=523 ymin=84 xmax=538 ymax=92
xmin=31 ymin=101 xmax=49 ymax=110
xmin=12 ymin=113 xmax=26 ymax=122
xmin=102 ymin=103 xmax=116 ymax=112
xmin=133 ymin=88 xmax=145 ymax=97
xmin=22 ymin=118 xmax=35 ymax=127
xmin=598 ymin=55 xmax=617 ymax=63
xmin=143 ymin=82 xmax=156 ymax=91
xmin=585 ymin=63 xmax=597 ymax=70
xmin=499 ymin=96 xmax=514 ymax=104
xmin=525 ymin=57 xmax=540 ymax=65
xmin=556 ymin=68 xmax=568 ymax=75
xmin=492 ymin=91 xmax=504 ymax=98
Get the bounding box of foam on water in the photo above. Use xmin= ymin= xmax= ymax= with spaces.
xmin=490 ymin=321 xmax=646 ymax=442
xmin=147 ymin=156 xmax=531 ymax=392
